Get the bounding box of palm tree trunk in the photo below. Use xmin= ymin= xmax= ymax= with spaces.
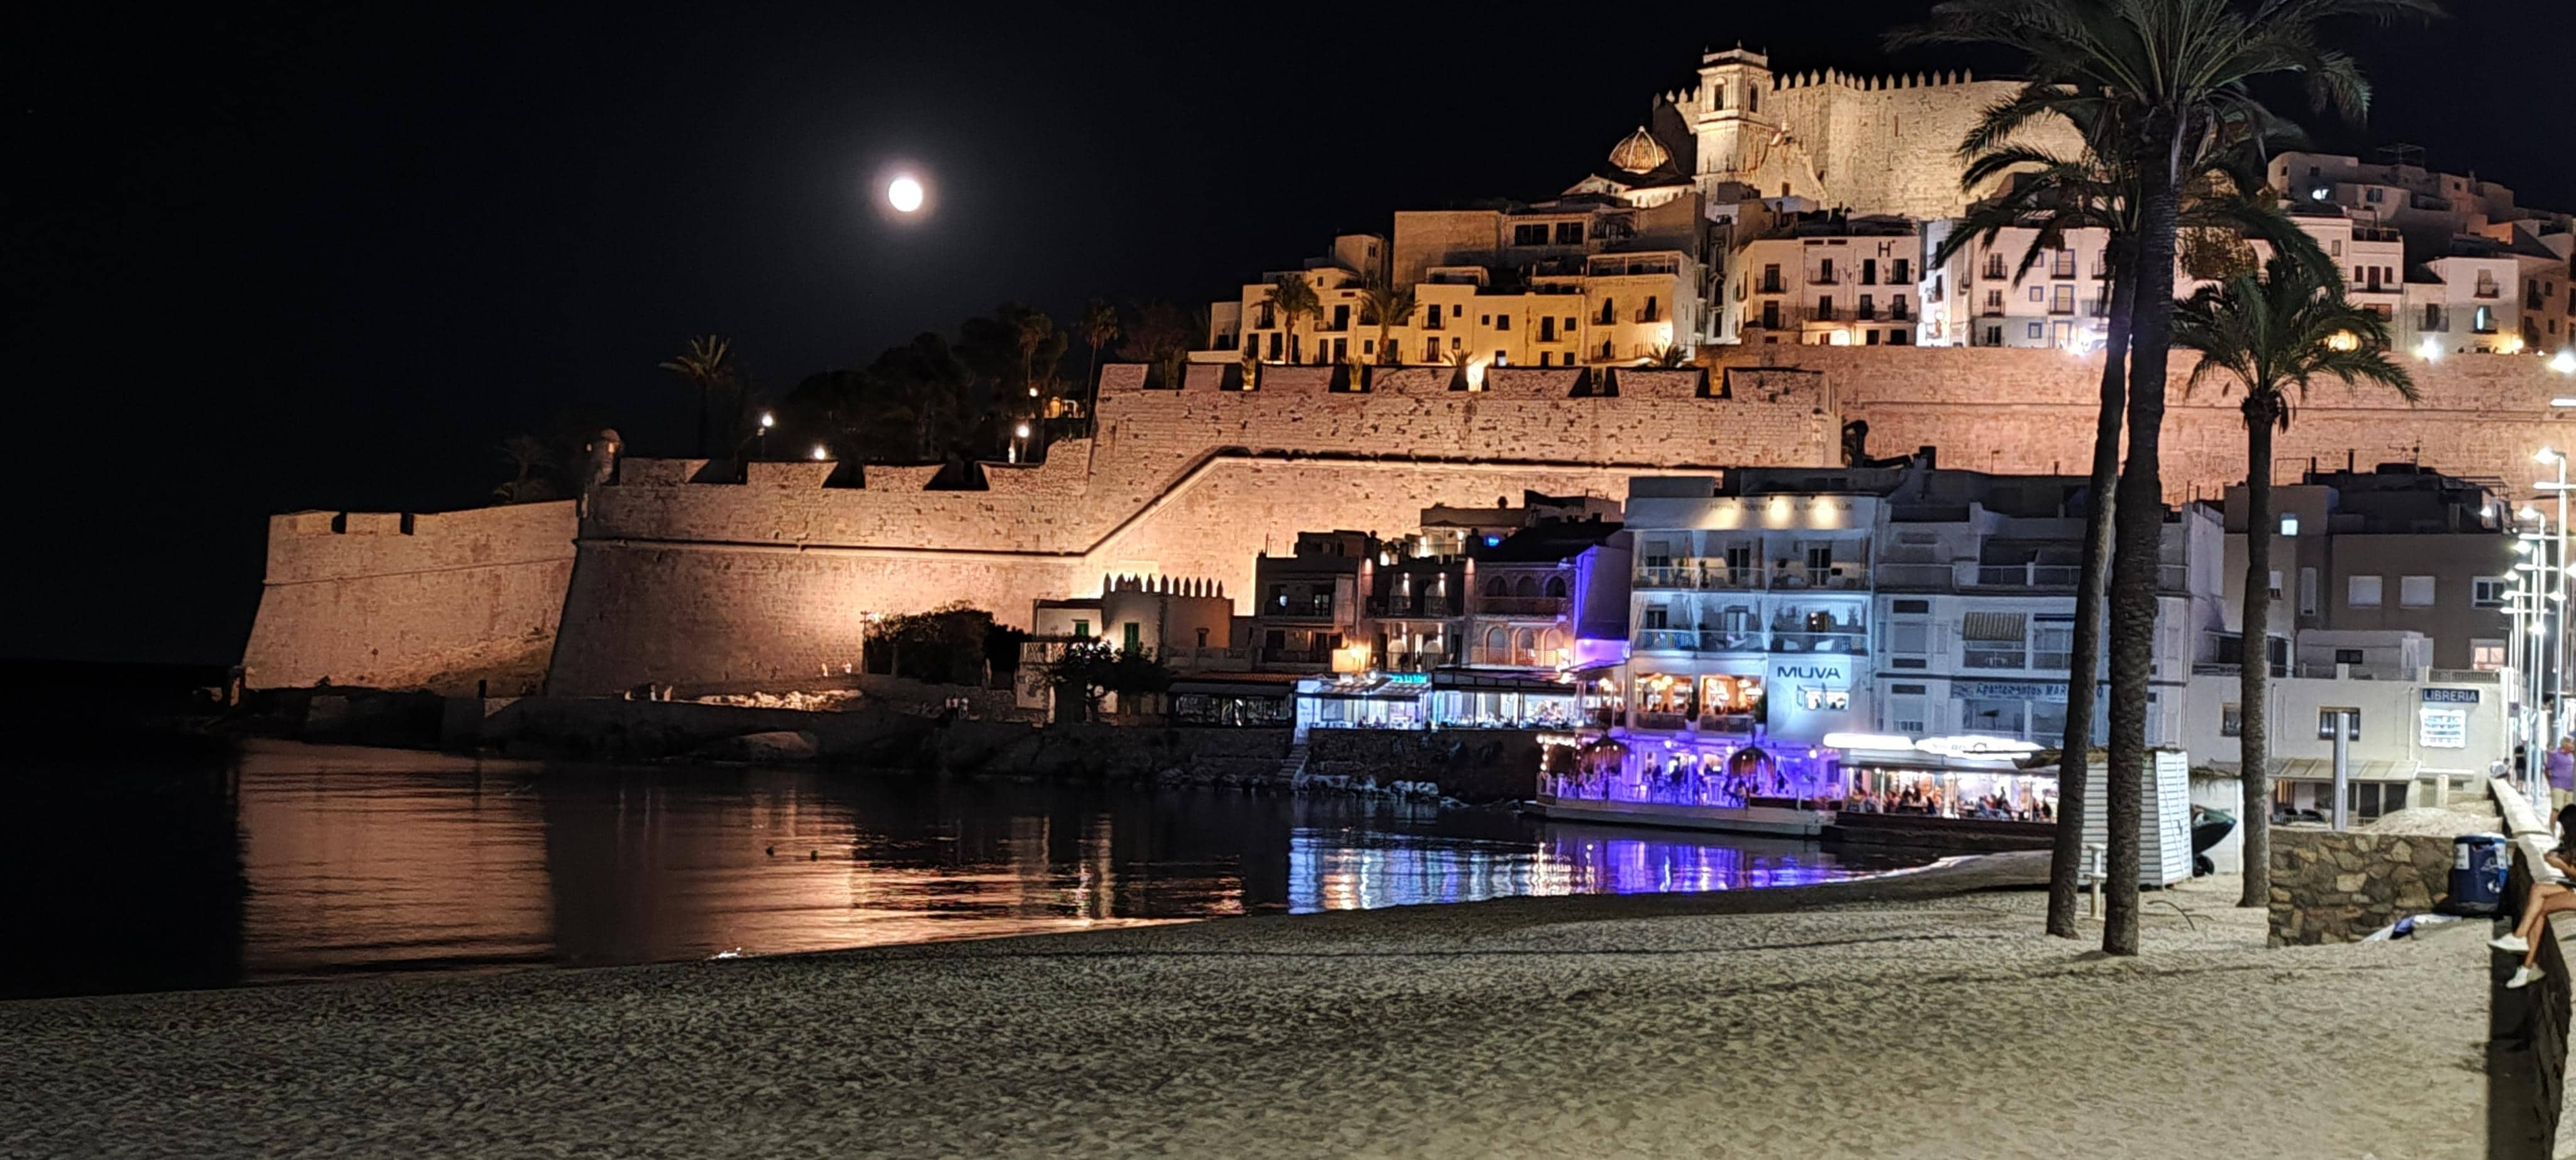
xmin=2047 ymin=254 xmax=2134 ymax=939
xmin=2102 ymin=132 xmax=2186 ymax=957
xmin=2238 ymin=406 xmax=2276 ymax=906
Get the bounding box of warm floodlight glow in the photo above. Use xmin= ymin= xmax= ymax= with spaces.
xmin=2555 ymin=352 xmax=2576 ymax=375
xmin=1014 ymin=422 xmax=1031 ymax=439
xmin=2418 ymin=337 xmax=2443 ymax=361
xmin=812 ymin=445 xmax=830 ymax=461
xmin=887 ymin=176 xmax=924 ymax=213
xmin=759 ymin=411 xmax=775 ymax=430
xmin=2540 ymin=448 xmax=2563 ymax=464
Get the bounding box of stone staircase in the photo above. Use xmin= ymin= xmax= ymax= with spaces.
xmin=1276 ymin=742 xmax=1311 ymax=785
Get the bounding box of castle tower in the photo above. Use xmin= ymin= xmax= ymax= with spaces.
xmin=1689 ymin=47 xmax=1782 ymax=193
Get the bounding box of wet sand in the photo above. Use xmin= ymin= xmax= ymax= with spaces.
xmin=0 ymin=853 xmax=2493 ymax=1158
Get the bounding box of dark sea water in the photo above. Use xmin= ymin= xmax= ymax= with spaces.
xmin=0 ymin=739 xmax=1933 ymax=1000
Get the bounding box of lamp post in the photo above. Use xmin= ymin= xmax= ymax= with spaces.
xmin=758 ymin=411 xmax=774 ymax=459
xmin=1011 ymin=421 xmax=1032 ymax=465
xmin=2540 ymin=449 xmax=2572 ymax=740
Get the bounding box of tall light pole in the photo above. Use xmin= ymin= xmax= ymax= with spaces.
xmin=2540 ymin=449 xmax=2572 ymax=739
xmin=1011 ymin=421 xmax=1032 ymax=465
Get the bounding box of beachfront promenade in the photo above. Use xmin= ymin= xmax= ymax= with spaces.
xmin=0 ymin=854 xmax=2498 ymax=1159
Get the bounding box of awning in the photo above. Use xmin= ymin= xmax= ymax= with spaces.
xmin=2202 ymin=758 xmax=2420 ymax=783
xmin=1431 ymin=669 xmax=1581 ymax=694
xmin=1306 ymin=674 xmax=1433 ymax=701
xmin=1168 ymin=674 xmax=1299 ymax=698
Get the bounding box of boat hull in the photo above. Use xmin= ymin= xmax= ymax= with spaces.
xmin=1526 ymin=796 xmax=1829 ymax=838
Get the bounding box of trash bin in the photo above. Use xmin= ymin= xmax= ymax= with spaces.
xmin=2446 ymin=833 xmax=2509 ymax=916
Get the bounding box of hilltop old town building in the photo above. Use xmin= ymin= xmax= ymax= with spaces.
xmin=245 ymin=44 xmax=2576 ymax=818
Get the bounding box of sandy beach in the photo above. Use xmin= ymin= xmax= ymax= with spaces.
xmin=0 ymin=853 xmax=2499 ymax=1159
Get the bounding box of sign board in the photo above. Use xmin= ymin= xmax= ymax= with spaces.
xmin=2419 ymin=706 xmax=2468 ymax=749
xmin=1950 ymin=681 xmax=2071 ymax=701
xmin=2421 ymin=687 xmax=2480 ymax=705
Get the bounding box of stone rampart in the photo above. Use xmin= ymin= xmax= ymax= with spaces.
xmin=2265 ymin=826 xmax=2455 ymax=945
xmin=253 ymin=347 xmax=2576 ymax=696
xmin=242 ymin=500 xmax=575 ymax=695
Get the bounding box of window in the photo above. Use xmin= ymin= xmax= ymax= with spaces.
xmin=2318 ymin=708 xmax=2361 ymax=741
xmin=2348 ymin=575 xmax=2382 ymax=608
xmin=2473 ymin=576 xmax=2511 ymax=608
xmin=2299 ymin=567 xmax=2319 ymax=616
xmin=1889 ymin=622 xmax=1930 ymax=655
xmin=1862 ymin=259 xmax=1878 ymax=285
xmin=2028 ymin=285 xmax=2045 ymax=302
xmin=1196 ymin=628 xmax=1209 ymax=649
xmin=1819 ymin=257 xmax=1835 ymax=282
xmin=2473 ymin=639 xmax=2508 ymax=670
xmin=1642 ymin=606 xmax=1669 ymax=630
xmin=2026 ymin=321 xmax=2044 ymax=340
xmin=2267 ymin=570 xmax=2283 ymax=598
xmin=2221 ymin=703 xmax=2242 ymax=737
xmin=1496 ymin=313 xmax=1511 ymax=332
xmin=2334 ymin=648 xmax=2365 ymax=666
xmin=2280 ymin=514 xmax=2299 ymax=536
xmin=2399 ymin=575 xmax=2435 ymax=608
xmin=1554 ymin=221 xmax=1583 ymax=245
xmin=1890 ymin=258 xmax=1911 ymax=283
xmin=1962 ymin=611 xmax=2028 ymax=670
xmin=1761 ymin=264 xmax=1784 ymax=293
xmin=1513 ymin=223 xmax=1548 ymax=245
xmin=1890 ymin=696 xmax=1928 ymax=735
xmin=2050 ymin=285 xmax=2074 ymax=313
xmin=1123 ymin=623 xmax=1141 ymax=651
xmin=1725 ymin=545 xmax=1753 ymax=576
xmin=2033 ymin=617 xmax=2074 ymax=669
xmin=1807 ymin=545 xmax=1835 ymax=575
xmin=1072 ymin=620 xmax=1090 ymax=638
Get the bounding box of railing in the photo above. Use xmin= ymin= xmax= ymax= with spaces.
xmin=2430 ymin=667 xmax=2505 ymax=684
xmin=1476 ymin=595 xmax=1567 ymax=616
xmin=2048 ymin=301 xmax=2075 ymax=316
xmin=1772 ymin=630 xmax=1867 ymax=655
xmin=1699 ymin=713 xmax=1760 ymax=734
xmin=1971 ymin=563 xmax=2082 ymax=589
xmin=2474 ymin=285 xmax=2501 ymax=299
xmin=1874 ymin=562 xmax=1957 ymax=589
xmin=1758 ymin=278 xmax=1786 ymax=294
xmin=1635 ymin=308 xmax=1660 ymax=323
xmin=1368 ymin=598 xmax=1456 ymax=617
xmin=2031 ymin=650 xmax=2074 ymax=671
xmin=1889 ymin=305 xmax=1913 ymax=321
xmin=1634 ymin=628 xmax=1702 ymax=652
xmin=1263 ymin=603 xmax=1338 ymax=622
xmin=1467 ymin=647 xmax=1550 ymax=667
xmin=1770 ymin=569 xmax=1866 ymax=591
xmin=1962 ymin=645 xmax=2029 ymax=671
xmin=1637 ymin=711 xmax=1691 ymax=731
xmin=1635 ymin=565 xmax=1702 ymax=589
xmin=1383 ymin=650 xmax=1450 ymax=673
xmin=2290 ymin=661 xmax=2425 ymax=681
xmin=1811 ymin=270 xmax=1840 ymax=286
xmin=1813 ymin=303 xmax=1840 ymax=321
xmin=2155 ymin=564 xmax=2190 ymax=592
xmin=1261 ymin=647 xmax=1329 ymax=664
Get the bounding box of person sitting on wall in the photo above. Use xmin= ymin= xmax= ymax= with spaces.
xmin=2497 ymin=804 xmax=2576 ymax=990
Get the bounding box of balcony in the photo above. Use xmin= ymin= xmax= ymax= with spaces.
xmin=1813 ymin=303 xmax=1840 ymax=321
xmin=2473 ymin=285 xmax=2501 ymax=300
xmin=1811 ymin=270 xmax=1840 ymax=286
xmin=1699 ymin=712 xmax=1760 ymax=735
xmin=1855 ymin=304 xmax=1880 ymax=321
xmin=1467 ymin=647 xmax=1553 ymax=667
xmin=1260 ymin=647 xmax=1330 ymax=665
xmin=1477 ymin=595 xmax=1568 ymax=616
xmin=1635 ymin=564 xmax=1703 ymax=589
xmin=1888 ymin=304 xmax=1913 ymax=321
xmin=1635 ymin=308 xmax=1661 ymax=324
xmin=2291 ymin=661 xmax=2425 ymax=681
xmin=1758 ymin=277 xmax=1786 ymax=294
xmin=1971 ymin=563 xmax=2082 ymax=590
xmin=1771 ymin=630 xmax=1867 ymax=655
xmin=1634 ymin=628 xmax=1768 ymax=654
xmin=1368 ymin=597 xmax=1457 ymax=618
xmin=1962 ymin=645 xmax=2029 ymax=671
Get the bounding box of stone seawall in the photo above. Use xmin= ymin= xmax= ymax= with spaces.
xmin=2266 ymin=827 xmax=2455 ymax=946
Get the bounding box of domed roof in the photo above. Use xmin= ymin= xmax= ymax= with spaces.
xmin=1608 ymin=126 xmax=1670 ymax=175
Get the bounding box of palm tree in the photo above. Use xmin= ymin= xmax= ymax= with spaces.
xmin=2175 ymin=252 xmax=2414 ymax=908
xmin=1081 ymin=298 xmax=1120 ymax=402
xmin=492 ymin=434 xmax=557 ymax=504
xmin=659 ymin=335 xmax=740 ymax=458
xmin=1899 ymin=0 xmax=2436 ymax=956
xmin=1260 ymin=274 xmax=1320 ymax=364
xmin=1939 ymin=127 xmax=2333 ymax=939
xmin=1358 ymin=276 xmax=1417 ymax=365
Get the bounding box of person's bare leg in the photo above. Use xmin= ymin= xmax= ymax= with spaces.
xmin=2518 ymin=891 xmax=2576 ymax=971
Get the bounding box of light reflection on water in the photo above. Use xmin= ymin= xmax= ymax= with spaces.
xmin=1286 ymin=825 xmax=1904 ymax=913
xmin=5 ymin=740 xmax=1932 ymax=998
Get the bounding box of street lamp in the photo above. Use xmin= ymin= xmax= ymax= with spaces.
xmin=757 ymin=411 xmax=774 ymax=459
xmin=1009 ymin=421 xmax=1033 ymax=464
xmin=2543 ymin=451 xmax=2573 ymax=765
xmin=812 ymin=444 xmax=830 ymax=462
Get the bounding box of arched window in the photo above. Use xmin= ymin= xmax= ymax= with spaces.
xmin=1543 ymin=576 xmax=1568 ymax=598
xmin=1482 ymin=576 xmax=1506 ymax=596
xmin=1516 ymin=628 xmax=1538 ymax=654
xmin=1513 ymin=576 xmax=1540 ymax=598
xmin=1541 ymin=627 xmax=1566 ymax=655
xmin=1484 ymin=627 xmax=1507 ymax=652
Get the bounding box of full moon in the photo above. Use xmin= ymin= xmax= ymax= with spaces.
xmin=887 ymin=176 xmax=924 ymax=213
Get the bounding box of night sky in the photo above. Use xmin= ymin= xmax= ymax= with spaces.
xmin=3 ymin=0 xmax=2554 ymax=666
